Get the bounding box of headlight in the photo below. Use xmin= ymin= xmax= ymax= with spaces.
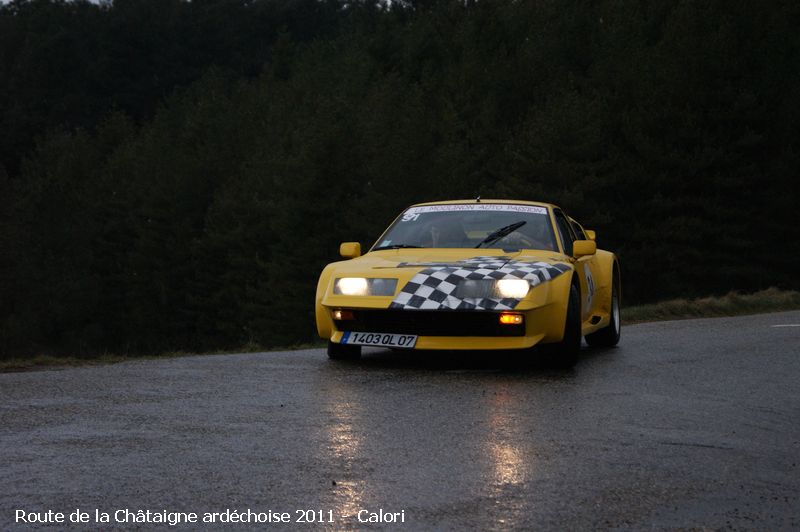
xmin=455 ymin=279 xmax=496 ymax=299
xmin=495 ymin=279 xmax=530 ymax=299
xmin=334 ymin=278 xmax=398 ymax=296
xmin=454 ymin=278 xmax=531 ymax=299
xmin=336 ymin=277 xmax=369 ymax=296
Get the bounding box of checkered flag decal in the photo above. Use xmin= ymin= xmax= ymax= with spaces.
xmin=389 ymin=256 xmax=571 ymax=311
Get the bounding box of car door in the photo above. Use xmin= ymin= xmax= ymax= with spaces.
xmin=553 ymin=210 xmax=599 ymax=321
xmin=571 ymin=218 xmax=602 ymax=320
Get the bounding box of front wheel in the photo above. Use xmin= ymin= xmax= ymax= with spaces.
xmin=327 ymin=340 xmax=361 ymax=360
xmin=585 ymin=276 xmax=621 ymax=348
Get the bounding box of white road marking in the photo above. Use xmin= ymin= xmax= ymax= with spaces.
xmin=771 ymin=324 xmax=800 ymax=328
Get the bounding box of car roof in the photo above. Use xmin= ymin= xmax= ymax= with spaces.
xmin=410 ymin=199 xmax=555 ymax=209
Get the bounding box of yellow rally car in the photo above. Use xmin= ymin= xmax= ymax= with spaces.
xmin=315 ymin=199 xmax=620 ymax=367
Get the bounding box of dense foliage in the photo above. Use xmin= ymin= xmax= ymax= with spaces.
xmin=1 ymin=0 xmax=798 ymax=357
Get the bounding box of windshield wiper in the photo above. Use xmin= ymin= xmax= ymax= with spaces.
xmin=475 ymin=221 xmax=526 ymax=248
xmin=372 ymin=244 xmax=423 ymax=251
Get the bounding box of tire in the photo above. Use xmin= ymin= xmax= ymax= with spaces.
xmin=542 ymin=282 xmax=581 ymax=368
xmin=327 ymin=340 xmax=362 ymax=360
xmin=585 ymin=274 xmax=621 ymax=348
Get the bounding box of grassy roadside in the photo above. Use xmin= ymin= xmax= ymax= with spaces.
xmin=621 ymin=287 xmax=800 ymax=323
xmin=0 ymin=341 xmax=326 ymax=373
xmin=0 ymin=350 xmax=209 ymax=373
xmin=3 ymin=288 xmax=798 ymax=372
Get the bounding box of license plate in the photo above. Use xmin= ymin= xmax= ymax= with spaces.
xmin=341 ymin=332 xmax=417 ymax=349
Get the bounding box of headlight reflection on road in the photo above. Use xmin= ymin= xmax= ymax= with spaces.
xmin=484 ymin=385 xmax=530 ymax=529
xmin=490 ymin=441 xmax=526 ymax=486
xmin=486 ymin=389 xmax=531 ymax=485
xmin=324 ymin=401 xmax=365 ymax=522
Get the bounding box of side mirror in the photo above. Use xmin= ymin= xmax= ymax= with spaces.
xmin=339 ymin=242 xmax=361 ymax=259
xmin=573 ymin=239 xmax=596 ymax=259
xmin=584 ymin=229 xmax=596 ymax=241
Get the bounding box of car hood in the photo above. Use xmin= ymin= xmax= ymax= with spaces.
xmin=353 ymin=248 xmax=564 ymax=266
xmin=323 ymin=248 xmax=572 ymax=311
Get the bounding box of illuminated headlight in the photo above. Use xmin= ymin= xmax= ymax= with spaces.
xmin=495 ymin=279 xmax=530 ymax=299
xmin=334 ymin=278 xmax=397 ymax=296
xmin=455 ymin=278 xmax=531 ymax=299
xmin=336 ymin=277 xmax=368 ymax=296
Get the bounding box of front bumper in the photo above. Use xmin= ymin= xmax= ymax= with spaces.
xmin=333 ymin=309 xmax=525 ymax=337
xmin=328 ymin=306 xmax=559 ymax=351
xmin=330 ymin=330 xmax=545 ymax=350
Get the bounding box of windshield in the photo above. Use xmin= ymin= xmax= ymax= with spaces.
xmin=373 ymin=204 xmax=558 ymax=251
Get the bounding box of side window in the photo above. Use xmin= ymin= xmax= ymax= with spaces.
xmin=570 ymin=220 xmax=586 ymax=241
xmin=554 ymin=210 xmax=577 ymax=256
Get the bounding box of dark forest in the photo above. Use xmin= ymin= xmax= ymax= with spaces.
xmin=1 ymin=0 xmax=798 ymax=357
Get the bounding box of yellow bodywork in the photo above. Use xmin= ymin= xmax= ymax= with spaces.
xmin=315 ymin=200 xmax=619 ymax=351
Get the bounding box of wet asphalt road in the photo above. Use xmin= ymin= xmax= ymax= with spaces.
xmin=1 ymin=312 xmax=799 ymax=531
